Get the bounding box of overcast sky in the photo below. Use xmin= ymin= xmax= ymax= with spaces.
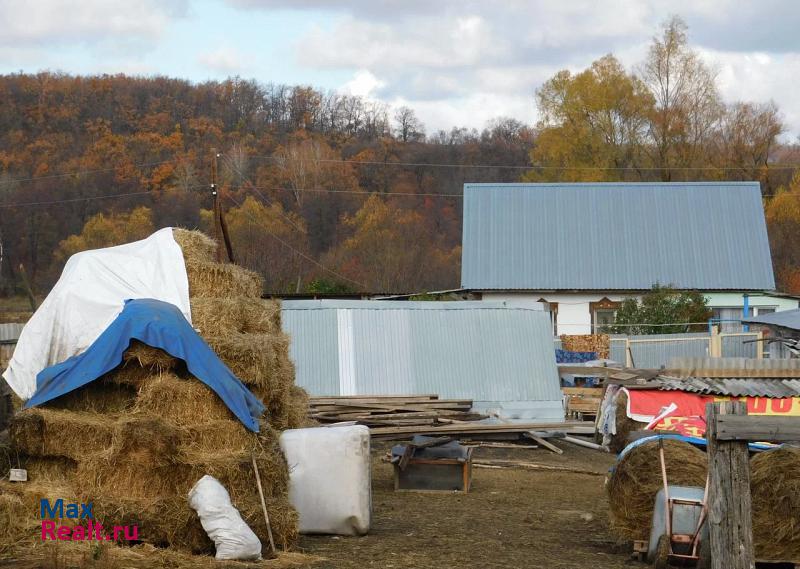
xmin=3 ymin=0 xmax=800 ymax=139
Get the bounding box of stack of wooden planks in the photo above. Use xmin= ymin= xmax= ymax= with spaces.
xmin=562 ymin=387 xmax=604 ymax=419
xmin=309 ymin=394 xmax=486 ymax=428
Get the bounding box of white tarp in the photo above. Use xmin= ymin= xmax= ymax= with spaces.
xmin=2 ymin=227 xmax=190 ymax=400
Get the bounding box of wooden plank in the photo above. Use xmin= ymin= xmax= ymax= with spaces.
xmin=522 ymin=433 xmax=563 ymax=454
xmin=707 ymin=401 xmax=755 ymax=569
xmin=472 ymin=459 xmax=602 ymax=476
xmin=714 ymin=415 xmax=800 ymax=442
xmin=369 ymin=421 xmax=593 ymax=439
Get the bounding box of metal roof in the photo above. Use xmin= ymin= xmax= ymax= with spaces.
xmin=743 ymin=308 xmax=800 ymax=332
xmin=0 ymin=323 xmax=24 ymax=344
xmin=461 ymin=182 xmax=775 ymax=291
xmin=641 ymin=376 xmax=800 ymax=398
xmin=281 ymin=300 xmax=562 ymax=419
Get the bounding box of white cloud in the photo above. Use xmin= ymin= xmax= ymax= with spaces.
xmin=341 ymin=69 xmax=385 ymax=98
xmin=198 ymin=46 xmax=249 ymax=74
xmin=0 ymin=0 xmax=187 ymax=47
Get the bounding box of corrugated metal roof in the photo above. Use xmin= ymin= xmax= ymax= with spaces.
xmin=644 ymin=376 xmax=800 ymax=398
xmin=282 ymin=300 xmax=562 ymax=417
xmin=0 ymin=323 xmax=24 ymax=344
xmin=667 ymin=357 xmax=800 ymax=377
xmin=744 ymin=308 xmax=800 ymax=332
xmin=461 ymin=182 xmax=775 ymax=291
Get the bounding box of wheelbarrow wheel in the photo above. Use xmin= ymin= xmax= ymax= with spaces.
xmin=696 ymin=536 xmax=711 ymax=569
xmin=652 ymin=535 xmax=671 ymax=569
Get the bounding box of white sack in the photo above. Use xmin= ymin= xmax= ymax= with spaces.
xmin=280 ymin=425 xmax=371 ymax=535
xmin=188 ymin=475 xmax=262 ymax=560
xmin=2 ymin=227 xmax=190 ymax=399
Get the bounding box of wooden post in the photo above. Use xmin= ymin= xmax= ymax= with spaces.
xmin=709 ymin=325 xmax=723 ymax=358
xmin=755 ymin=331 xmax=764 ymax=359
xmin=706 ymin=401 xmax=754 ymax=569
xmin=625 ymin=337 xmax=633 ymax=367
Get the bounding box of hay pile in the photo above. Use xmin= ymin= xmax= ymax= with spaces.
xmin=751 ymin=446 xmax=800 ymax=561
xmin=606 ymin=438 xmax=707 ymax=541
xmin=559 ymin=334 xmax=610 ymax=359
xmin=608 ymin=390 xmax=647 ymax=454
xmin=0 ymin=228 xmax=313 ymax=558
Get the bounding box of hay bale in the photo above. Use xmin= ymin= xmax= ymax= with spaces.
xmin=134 ymin=372 xmax=236 ymax=426
xmin=607 ymin=438 xmax=707 ymax=541
xmin=45 ymin=379 xmax=137 ymax=414
xmin=173 ymin=228 xmax=217 ymax=263
xmin=286 ymin=386 xmax=313 ymax=429
xmin=185 ymin=260 xmax=263 ymax=299
xmin=238 ymin=495 xmax=299 ymax=551
xmin=21 ymin=456 xmax=78 ymax=483
xmin=179 ymin=420 xmax=259 ymax=455
xmin=10 ymin=408 xmax=114 ymax=460
xmin=190 ymin=297 xmax=282 ymax=338
xmin=0 ymin=489 xmax=32 ymax=554
xmin=751 ymin=446 xmax=800 ymax=561
xmin=123 ymin=341 xmax=179 ymax=372
xmin=609 ymin=390 xmax=647 ymax=454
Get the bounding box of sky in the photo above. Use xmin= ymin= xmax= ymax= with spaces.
xmin=3 ymin=0 xmax=800 ymax=139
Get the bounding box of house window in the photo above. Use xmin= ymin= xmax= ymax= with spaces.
xmin=755 ymin=307 xmax=776 ymax=316
xmin=712 ymin=307 xmax=743 ymax=332
xmin=590 ymin=298 xmax=620 ymax=334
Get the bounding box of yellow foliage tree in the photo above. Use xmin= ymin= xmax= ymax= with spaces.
xmin=54 ymin=207 xmax=155 ymax=263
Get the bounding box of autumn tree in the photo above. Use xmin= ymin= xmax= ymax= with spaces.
xmin=393 ymin=106 xmax=425 ymax=143
xmin=639 ymin=16 xmax=724 ymax=180
xmin=53 ymin=207 xmax=155 ymax=263
xmin=528 ymin=55 xmax=653 ymax=182
xmin=322 ymin=194 xmax=460 ymax=292
xmin=765 ymin=174 xmax=800 ymax=293
xmin=611 ymin=285 xmax=712 ymax=334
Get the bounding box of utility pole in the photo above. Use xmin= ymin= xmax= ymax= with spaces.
xmin=210 ymin=148 xmax=235 ymax=263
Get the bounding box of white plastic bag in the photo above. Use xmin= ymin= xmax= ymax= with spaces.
xmin=188 ymin=475 xmax=262 ymax=560
xmin=280 ymin=425 xmax=371 ymax=535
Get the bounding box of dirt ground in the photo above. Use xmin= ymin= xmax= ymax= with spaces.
xmin=299 ymin=441 xmax=637 ymax=569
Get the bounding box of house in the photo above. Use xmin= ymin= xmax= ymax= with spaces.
xmin=461 ymin=182 xmax=798 ymax=335
xmin=281 ymin=300 xmax=563 ymax=420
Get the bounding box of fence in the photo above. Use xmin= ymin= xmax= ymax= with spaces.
xmin=555 ymin=330 xmax=764 ymax=369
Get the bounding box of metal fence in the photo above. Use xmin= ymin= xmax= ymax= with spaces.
xmin=555 ymin=331 xmax=764 ymax=369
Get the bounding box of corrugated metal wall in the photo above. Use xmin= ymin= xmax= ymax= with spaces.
xmin=282 ymin=301 xmax=561 ymax=407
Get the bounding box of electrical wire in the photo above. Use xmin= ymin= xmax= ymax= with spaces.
xmin=0 ymin=190 xmax=154 ymax=209
xmin=1 ymin=159 xmax=177 ymax=184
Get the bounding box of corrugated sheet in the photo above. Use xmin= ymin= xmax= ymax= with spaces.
xmin=282 ymin=300 xmax=561 ymax=406
xmin=0 ymin=323 xmax=24 ymax=344
xmin=647 ymin=376 xmax=800 ymax=398
xmin=667 ymin=357 xmax=800 ymax=375
xmin=744 ymin=307 xmax=800 ymax=331
xmin=461 ymin=182 xmax=775 ymax=291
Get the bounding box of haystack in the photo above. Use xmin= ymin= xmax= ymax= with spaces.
xmin=607 ymin=438 xmax=707 ymax=541
xmin=1 ymin=228 xmax=309 ymax=560
xmin=751 ymin=446 xmax=800 ymax=561
xmin=608 ymin=390 xmax=647 ymax=454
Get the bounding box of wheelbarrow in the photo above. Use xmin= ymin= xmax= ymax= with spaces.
xmin=647 ymin=439 xmax=710 ymax=569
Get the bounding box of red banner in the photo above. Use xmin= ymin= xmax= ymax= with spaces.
xmin=624 ymin=389 xmax=800 ymax=438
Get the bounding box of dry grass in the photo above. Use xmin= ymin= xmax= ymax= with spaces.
xmin=45 ymin=380 xmax=137 ymax=414
xmin=606 ymin=438 xmax=707 ymax=541
xmin=173 ymin=228 xmax=217 ymax=264
xmin=185 ymin=261 xmax=263 ymax=299
xmin=10 ymin=408 xmax=114 ymax=461
xmin=190 ymin=298 xmax=282 ymax=338
xmin=608 ymin=390 xmax=647 ymax=454
xmin=133 ymin=372 xmax=237 ymax=426
xmin=286 ymin=386 xmax=313 ymax=430
xmin=751 ymin=445 xmax=800 ymax=561
xmin=123 ymin=341 xmax=179 ymax=372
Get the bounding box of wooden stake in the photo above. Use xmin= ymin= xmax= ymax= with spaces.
xmin=252 ymin=454 xmax=277 ymax=555
xmin=706 ymin=401 xmax=754 ymax=569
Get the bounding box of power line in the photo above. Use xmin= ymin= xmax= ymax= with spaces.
xmin=0 ymin=190 xmax=154 ymax=209
xmin=223 ymin=191 xmax=366 ymax=289
xmin=1 ymin=159 xmax=177 ymax=185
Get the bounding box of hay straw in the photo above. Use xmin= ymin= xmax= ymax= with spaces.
xmin=21 ymin=456 xmax=78 ymax=483
xmin=45 ymin=379 xmax=138 ymax=414
xmin=607 ymin=438 xmax=707 ymax=540
xmin=185 ymin=260 xmax=263 ymax=299
xmin=134 ymin=372 xmax=236 ymax=426
xmin=190 ymin=298 xmax=282 ymax=338
xmin=207 ymin=333 xmax=293 ymax=399
xmin=10 ymin=408 xmax=114 ymax=460
xmin=286 ymin=386 xmax=313 ymax=430
xmin=123 ymin=341 xmax=179 ymax=372
xmin=609 ymin=390 xmax=647 ymax=454
xmin=238 ymin=495 xmax=299 ymax=552
xmin=180 ymin=420 xmax=259 ymax=455
xmin=173 ymin=228 xmax=217 ymax=264
xmin=751 ymin=446 xmax=800 ymax=561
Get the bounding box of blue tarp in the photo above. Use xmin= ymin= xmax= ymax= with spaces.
xmin=26 ymin=298 xmax=265 ymax=431
xmin=555 ymin=349 xmax=597 ymax=363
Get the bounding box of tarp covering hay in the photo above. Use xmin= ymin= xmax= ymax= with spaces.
xmin=751 ymin=446 xmax=800 ymax=561
xmin=607 ymin=438 xmax=707 ymax=541
xmin=0 ymin=228 xmax=310 ymax=561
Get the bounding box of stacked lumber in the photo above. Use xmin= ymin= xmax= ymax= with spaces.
xmin=309 ymin=395 xmax=485 ymax=427
xmin=560 ymin=334 xmax=610 ymax=359
xmin=562 ymin=387 xmax=603 ymax=418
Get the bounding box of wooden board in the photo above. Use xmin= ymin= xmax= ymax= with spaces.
xmin=714 ymin=414 xmax=800 ymax=442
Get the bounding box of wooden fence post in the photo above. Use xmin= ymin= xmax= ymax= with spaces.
xmin=755 ymin=331 xmax=764 ymax=359
xmin=709 ymin=326 xmax=722 ymax=358
xmin=625 ymin=337 xmax=633 ymax=367
xmin=706 ymin=401 xmax=754 ymax=569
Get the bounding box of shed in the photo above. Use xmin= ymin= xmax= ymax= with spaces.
xmin=281 ymin=300 xmax=563 ymax=421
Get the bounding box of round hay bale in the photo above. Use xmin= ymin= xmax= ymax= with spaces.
xmin=607 ymin=438 xmax=707 ymax=541
xmin=173 ymin=228 xmax=217 ymax=264
xmin=10 ymin=408 xmax=114 ymax=461
xmin=751 ymin=446 xmax=800 ymax=561
xmin=134 ymin=372 xmax=236 ymax=426
xmin=185 ymin=260 xmax=263 ymax=299
xmin=609 ymin=390 xmax=647 ymax=454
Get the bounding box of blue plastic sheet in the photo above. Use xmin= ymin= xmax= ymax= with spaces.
xmin=27 ymin=298 xmax=265 ymax=431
